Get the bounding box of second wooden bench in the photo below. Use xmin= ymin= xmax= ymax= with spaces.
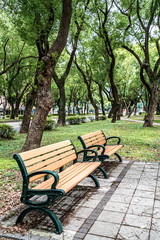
xmin=78 ymin=130 xmax=124 ymax=165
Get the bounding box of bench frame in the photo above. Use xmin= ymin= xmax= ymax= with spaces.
xmin=13 ymin=141 xmax=101 ymax=234
xmin=78 ymin=130 xmax=123 ymax=166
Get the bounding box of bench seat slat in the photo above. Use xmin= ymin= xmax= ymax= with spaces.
xmin=59 ymin=162 xmax=101 ymax=193
xmin=32 ymin=162 xmax=91 ymax=190
xmin=33 ymin=162 xmax=100 ymax=193
xmin=20 ymin=140 xmax=72 ymax=161
xmin=102 ymin=145 xmax=123 ymax=156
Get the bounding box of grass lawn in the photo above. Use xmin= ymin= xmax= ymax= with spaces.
xmin=0 ymin=119 xmax=159 ymax=214
xmin=128 ymin=114 xmax=160 ymax=123
xmin=0 ymin=119 xmax=160 ymax=171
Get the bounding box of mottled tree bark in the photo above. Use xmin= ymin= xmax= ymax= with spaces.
xmin=20 ymin=88 xmax=37 ymax=133
xmin=21 ymin=0 xmax=72 ymax=151
xmin=143 ymin=85 xmax=159 ymax=127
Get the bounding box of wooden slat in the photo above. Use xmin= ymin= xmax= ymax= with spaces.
xmin=25 ymin=145 xmax=74 ymax=167
xmin=26 ymin=150 xmax=75 ymax=173
xmin=33 ymin=161 xmax=101 ymax=193
xmin=58 ymin=162 xmax=101 ymax=193
xmin=81 ymin=130 xmax=102 ymax=140
xmin=33 ymin=162 xmax=90 ymax=190
xmin=84 ymin=134 xmax=104 ymax=144
xmin=29 ymin=153 xmax=76 ymax=178
xmin=104 ymin=145 xmax=123 ymax=156
xmin=85 ymin=137 xmax=106 ymax=148
xmin=57 ymin=163 xmax=92 ymax=188
xmin=20 ymin=140 xmax=72 ymax=161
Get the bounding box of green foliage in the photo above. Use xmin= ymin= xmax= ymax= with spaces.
xmin=0 ymin=124 xmax=16 ymax=139
xmin=66 ymin=116 xmax=81 ymax=125
xmin=99 ymin=115 xmax=106 ymax=120
xmin=18 ymin=115 xmax=23 ymax=119
xmin=80 ymin=116 xmax=87 ymax=123
xmin=44 ymin=119 xmax=56 ymax=131
xmin=88 ymin=116 xmax=95 ymax=122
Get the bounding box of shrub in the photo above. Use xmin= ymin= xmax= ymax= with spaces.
xmin=0 ymin=124 xmax=16 ymax=139
xmin=44 ymin=119 xmax=56 ymax=130
xmin=99 ymin=115 xmax=106 ymax=120
xmin=18 ymin=115 xmax=24 ymax=119
xmin=80 ymin=116 xmax=87 ymax=123
xmin=66 ymin=116 xmax=81 ymax=125
xmin=88 ymin=116 xmax=95 ymax=122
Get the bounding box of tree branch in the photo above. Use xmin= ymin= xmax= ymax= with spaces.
xmin=0 ymin=56 xmax=38 ymax=76
xmin=122 ymin=45 xmax=143 ymax=66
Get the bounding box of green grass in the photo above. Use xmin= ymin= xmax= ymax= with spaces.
xmin=0 ymin=119 xmax=160 ymax=171
xmin=128 ymin=114 xmax=160 ymax=123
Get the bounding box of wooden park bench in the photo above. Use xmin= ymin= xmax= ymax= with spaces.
xmin=13 ymin=140 xmax=101 ymax=234
xmin=78 ymin=130 xmax=123 ymax=167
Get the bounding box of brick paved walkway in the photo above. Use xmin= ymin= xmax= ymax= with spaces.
xmin=0 ymin=160 xmax=160 ymax=240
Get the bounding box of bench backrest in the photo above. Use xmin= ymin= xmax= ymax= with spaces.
xmin=78 ymin=130 xmax=106 ymax=150
xmin=13 ymin=140 xmax=77 ymax=183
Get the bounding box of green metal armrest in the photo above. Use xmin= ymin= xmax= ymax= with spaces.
xmin=28 ymin=170 xmax=59 ymax=189
xmin=77 ymin=149 xmax=98 ymax=161
xmin=86 ymin=144 xmax=106 ymax=155
xmin=105 ymin=136 xmax=121 ymax=145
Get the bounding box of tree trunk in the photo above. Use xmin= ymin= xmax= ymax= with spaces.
xmin=117 ymin=103 xmax=122 ymax=120
xmin=111 ymin=102 xmax=121 ymax=123
xmin=10 ymin=104 xmax=15 ymax=119
xmin=57 ymin=83 xmax=66 ymax=126
xmin=143 ymin=85 xmax=159 ymax=127
xmin=20 ymin=88 xmax=37 ymax=133
xmin=21 ymin=56 xmax=53 ymax=151
xmin=108 ymin=104 xmax=113 ymax=118
xmin=99 ymin=85 xmax=105 ymax=116
xmin=2 ymin=96 xmax=7 ymax=118
xmin=87 ymin=102 xmax=89 ymax=115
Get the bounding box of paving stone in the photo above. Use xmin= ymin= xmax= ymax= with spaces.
xmin=89 ymin=221 xmax=120 ymax=238
xmin=137 ymin=184 xmax=155 ymax=192
xmin=153 ymin=208 xmax=160 ymax=219
xmin=63 ymin=217 xmax=85 ymax=231
xmin=83 ymin=234 xmax=111 ymax=240
xmin=103 ymin=201 xmax=129 ymax=213
xmin=78 ymin=199 xmax=100 ymax=208
xmin=130 ymin=196 xmax=154 ymax=207
xmin=109 ymin=194 xmax=132 ymax=204
xmin=97 ymin=210 xmax=125 ymax=224
xmin=89 ymin=192 xmax=105 ymax=201
xmin=127 ymin=204 xmax=153 ymax=217
xmin=62 ymin=229 xmax=77 ymax=240
xmin=117 ymin=225 xmax=149 ymax=240
xmin=139 ymin=179 xmax=157 ymax=186
xmin=73 ymin=207 xmax=94 ymax=219
xmin=114 ymin=187 xmax=135 ymax=196
xmin=133 ymin=189 xmax=155 ymax=199
xmin=149 ymin=230 xmax=160 ymax=239
xmin=141 ymin=173 xmax=158 ymax=179
xmin=123 ymin=213 xmax=151 ymax=229
xmin=121 ymin=177 xmax=139 ymax=183
xmin=118 ymin=182 xmax=137 ymax=190
xmin=154 ymin=199 xmax=160 ymax=208
xmin=151 ymin=218 xmax=160 ymax=231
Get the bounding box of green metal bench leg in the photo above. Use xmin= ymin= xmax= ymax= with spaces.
xmin=114 ymin=153 xmax=122 ymax=162
xmin=16 ymin=207 xmax=63 ymax=234
xmin=89 ymin=174 xmax=100 ymax=188
xmin=98 ymin=166 xmax=108 ymax=179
